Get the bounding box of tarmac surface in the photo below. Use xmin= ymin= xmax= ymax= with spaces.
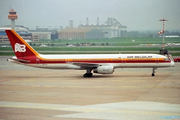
xmin=0 ymin=56 xmax=180 ymax=120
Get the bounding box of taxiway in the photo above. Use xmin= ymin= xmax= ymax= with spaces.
xmin=0 ymin=56 xmax=180 ymax=120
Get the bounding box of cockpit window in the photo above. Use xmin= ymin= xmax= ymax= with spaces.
xmin=168 ymin=54 xmax=174 ymax=62
xmin=164 ymin=54 xmax=174 ymax=61
xmin=164 ymin=58 xmax=170 ymax=61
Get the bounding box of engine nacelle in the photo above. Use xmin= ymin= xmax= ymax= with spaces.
xmin=93 ymin=66 xmax=114 ymax=74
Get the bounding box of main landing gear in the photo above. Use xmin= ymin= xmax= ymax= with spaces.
xmin=152 ymin=68 xmax=157 ymax=76
xmin=83 ymin=73 xmax=93 ymax=77
xmin=83 ymin=69 xmax=93 ymax=77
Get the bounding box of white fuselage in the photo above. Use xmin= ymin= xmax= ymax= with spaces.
xmin=9 ymin=53 xmax=175 ymax=70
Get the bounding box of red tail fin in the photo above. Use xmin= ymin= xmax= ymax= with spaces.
xmin=5 ymin=30 xmax=39 ymax=58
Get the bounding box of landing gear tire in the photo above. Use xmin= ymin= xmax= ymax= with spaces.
xmin=152 ymin=73 xmax=155 ymax=76
xmin=83 ymin=74 xmax=87 ymax=77
xmin=152 ymin=68 xmax=156 ymax=77
xmin=83 ymin=73 xmax=93 ymax=78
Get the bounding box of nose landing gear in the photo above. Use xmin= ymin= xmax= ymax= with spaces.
xmin=152 ymin=68 xmax=157 ymax=76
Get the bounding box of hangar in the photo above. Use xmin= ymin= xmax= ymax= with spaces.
xmin=79 ymin=17 xmax=127 ymax=38
xmin=58 ymin=28 xmax=104 ymax=40
xmin=58 ymin=17 xmax=127 ymax=40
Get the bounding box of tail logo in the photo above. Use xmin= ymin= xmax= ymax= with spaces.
xmin=15 ymin=43 xmax=26 ymax=52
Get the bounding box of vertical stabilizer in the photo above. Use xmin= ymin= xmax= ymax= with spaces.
xmin=5 ymin=30 xmax=39 ymax=58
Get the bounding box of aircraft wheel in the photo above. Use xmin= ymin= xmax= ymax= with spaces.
xmin=83 ymin=73 xmax=87 ymax=77
xmin=152 ymin=68 xmax=156 ymax=77
xmin=83 ymin=73 xmax=93 ymax=77
xmin=88 ymin=73 xmax=93 ymax=77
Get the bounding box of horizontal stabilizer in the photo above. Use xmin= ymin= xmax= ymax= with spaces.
xmin=7 ymin=58 xmax=30 ymax=63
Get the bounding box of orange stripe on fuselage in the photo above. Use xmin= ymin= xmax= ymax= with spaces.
xmin=39 ymin=58 xmax=167 ymax=63
xmin=38 ymin=58 xmax=168 ymax=64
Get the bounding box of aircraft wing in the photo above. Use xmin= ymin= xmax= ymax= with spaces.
xmin=71 ymin=62 xmax=99 ymax=68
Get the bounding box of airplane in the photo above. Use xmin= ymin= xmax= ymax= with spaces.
xmin=5 ymin=29 xmax=175 ymax=77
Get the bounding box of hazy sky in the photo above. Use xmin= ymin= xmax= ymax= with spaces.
xmin=0 ymin=0 xmax=180 ymax=31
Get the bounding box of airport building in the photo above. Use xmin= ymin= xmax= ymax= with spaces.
xmin=58 ymin=17 xmax=127 ymax=40
xmin=29 ymin=31 xmax=52 ymax=40
xmin=0 ymin=25 xmax=61 ymax=44
xmin=32 ymin=26 xmax=60 ymax=40
xmin=2 ymin=9 xmax=127 ymax=42
xmin=0 ymin=25 xmax=39 ymax=43
xmin=36 ymin=26 xmax=62 ymax=32
xmin=58 ymin=28 xmax=104 ymax=40
xmin=0 ymin=9 xmax=39 ymax=43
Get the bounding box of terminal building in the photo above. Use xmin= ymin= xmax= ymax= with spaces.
xmin=30 ymin=26 xmax=60 ymax=40
xmin=0 ymin=25 xmax=60 ymax=44
xmin=0 ymin=25 xmax=39 ymax=43
xmin=58 ymin=17 xmax=127 ymax=40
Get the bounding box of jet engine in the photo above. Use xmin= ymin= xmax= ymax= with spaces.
xmin=93 ymin=66 xmax=114 ymax=74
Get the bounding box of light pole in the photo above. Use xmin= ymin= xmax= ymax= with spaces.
xmin=159 ymin=18 xmax=168 ymax=49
